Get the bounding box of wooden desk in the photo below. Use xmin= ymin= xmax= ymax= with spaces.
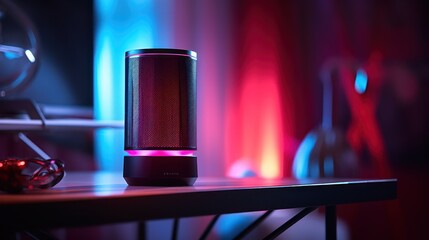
xmin=0 ymin=172 xmax=397 ymax=239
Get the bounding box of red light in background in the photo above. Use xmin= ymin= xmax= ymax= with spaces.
xmin=339 ymin=52 xmax=391 ymax=177
xmin=225 ymin=2 xmax=285 ymax=179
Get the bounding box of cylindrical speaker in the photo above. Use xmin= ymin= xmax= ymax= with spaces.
xmin=123 ymin=48 xmax=197 ymax=186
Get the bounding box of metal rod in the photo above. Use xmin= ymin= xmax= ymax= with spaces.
xmin=325 ymin=205 xmax=337 ymax=240
xmin=321 ymin=70 xmax=333 ymax=130
xmin=138 ymin=221 xmax=146 ymax=240
xmin=0 ymin=119 xmax=124 ymax=131
xmin=172 ymin=218 xmax=179 ymax=240
xmin=199 ymin=215 xmax=220 ymax=240
xmin=233 ymin=210 xmax=273 ymax=240
xmin=17 ymin=132 xmax=51 ymax=160
xmin=23 ymin=230 xmax=58 ymax=240
xmin=263 ymin=207 xmax=317 ymax=240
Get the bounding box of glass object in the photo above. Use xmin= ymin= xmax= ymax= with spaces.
xmin=0 ymin=158 xmax=64 ymax=193
xmin=293 ymin=59 xmax=359 ymax=178
xmin=0 ymin=0 xmax=39 ymax=97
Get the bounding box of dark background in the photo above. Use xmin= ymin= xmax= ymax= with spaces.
xmin=1 ymin=0 xmax=429 ymax=239
xmin=13 ymin=0 xmax=93 ymax=107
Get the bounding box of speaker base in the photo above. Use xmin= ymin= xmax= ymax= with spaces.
xmin=123 ymin=156 xmax=197 ymax=186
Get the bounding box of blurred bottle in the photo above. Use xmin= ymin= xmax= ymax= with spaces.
xmin=293 ymin=59 xmax=359 ymax=179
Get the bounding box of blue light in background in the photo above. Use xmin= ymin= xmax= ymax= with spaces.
xmin=94 ymin=0 xmax=173 ymax=171
xmin=292 ymin=132 xmax=317 ymax=179
xmin=354 ymin=68 xmax=368 ymax=94
xmin=215 ymin=213 xmax=258 ymax=239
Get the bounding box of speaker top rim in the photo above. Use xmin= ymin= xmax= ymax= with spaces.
xmin=125 ymin=48 xmax=197 ymax=59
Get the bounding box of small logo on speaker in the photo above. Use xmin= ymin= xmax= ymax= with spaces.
xmin=163 ymin=172 xmax=179 ymax=176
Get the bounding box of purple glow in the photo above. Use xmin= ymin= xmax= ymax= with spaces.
xmin=126 ymin=150 xmax=195 ymax=157
xmin=127 ymin=53 xmax=197 ymax=60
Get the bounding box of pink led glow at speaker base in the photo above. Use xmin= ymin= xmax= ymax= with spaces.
xmin=123 ymin=155 xmax=197 ymax=186
xmin=124 ymin=150 xmax=197 ymax=186
xmin=126 ymin=150 xmax=195 ymax=157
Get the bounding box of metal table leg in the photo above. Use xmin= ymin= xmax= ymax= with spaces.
xmin=138 ymin=221 xmax=146 ymax=240
xmin=263 ymin=207 xmax=317 ymax=240
xmin=325 ymin=205 xmax=337 ymax=240
xmin=172 ymin=218 xmax=179 ymax=240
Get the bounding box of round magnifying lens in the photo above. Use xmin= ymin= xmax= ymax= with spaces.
xmin=0 ymin=0 xmax=39 ymax=97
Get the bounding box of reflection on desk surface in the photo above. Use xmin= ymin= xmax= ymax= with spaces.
xmin=0 ymin=171 xmax=396 ymax=204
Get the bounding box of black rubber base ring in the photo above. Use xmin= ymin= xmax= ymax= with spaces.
xmin=123 ymin=156 xmax=197 ymax=186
